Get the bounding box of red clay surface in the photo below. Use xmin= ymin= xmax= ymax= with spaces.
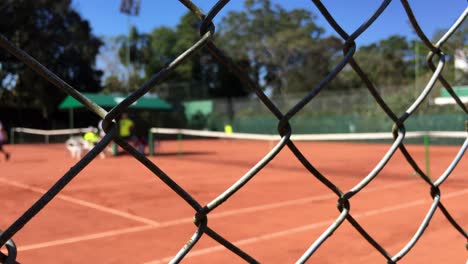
xmin=0 ymin=139 xmax=466 ymax=263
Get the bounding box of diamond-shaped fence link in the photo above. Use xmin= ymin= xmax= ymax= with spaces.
xmin=0 ymin=1 xmax=467 ymax=263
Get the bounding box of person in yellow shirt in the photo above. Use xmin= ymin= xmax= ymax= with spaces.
xmin=118 ymin=113 xmax=145 ymax=154
xmin=82 ymin=127 xmax=109 ymax=159
xmin=119 ymin=112 xmax=135 ymax=140
xmin=83 ymin=128 xmax=100 ymax=145
xmin=224 ymin=123 xmax=233 ymax=134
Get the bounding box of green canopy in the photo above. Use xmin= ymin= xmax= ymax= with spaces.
xmin=59 ymin=93 xmax=172 ymax=110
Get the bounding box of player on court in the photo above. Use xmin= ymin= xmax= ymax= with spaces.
xmin=0 ymin=120 xmax=11 ymax=161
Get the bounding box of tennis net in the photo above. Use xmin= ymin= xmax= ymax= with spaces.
xmin=148 ymin=128 xmax=466 ymax=179
xmin=150 ymin=126 xmax=465 ymax=142
xmin=148 ymin=127 xmax=466 ymax=153
xmin=10 ymin=127 xmax=95 ymax=144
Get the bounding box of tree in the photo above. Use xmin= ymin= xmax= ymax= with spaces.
xmin=343 ymin=35 xmax=412 ymax=89
xmin=115 ymin=13 xmax=206 ymax=99
xmin=145 ymin=26 xmax=178 ymax=78
xmin=118 ymin=26 xmax=151 ymax=76
xmin=173 ymin=12 xmax=204 ymax=84
xmin=0 ymin=0 xmax=103 ymax=120
xmin=218 ymin=0 xmax=332 ymax=95
xmin=122 ymin=12 xmax=244 ymax=101
xmin=433 ymin=20 xmax=467 ymax=85
xmin=102 ymin=75 xmax=126 ymax=94
xmin=98 ymin=36 xmax=127 ymax=81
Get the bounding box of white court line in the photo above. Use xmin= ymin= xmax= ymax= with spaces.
xmin=147 ymin=188 xmax=468 ymax=264
xmin=17 ymin=180 xmax=416 ymax=252
xmin=19 ymin=225 xmax=153 ymax=251
xmin=64 ymin=179 xmax=157 ymax=191
xmin=202 ymin=181 xmax=415 ymax=220
xmin=0 ymin=178 xmax=161 ymax=227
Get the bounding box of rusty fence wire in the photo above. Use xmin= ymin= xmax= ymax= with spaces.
xmin=1 ymin=1 xmax=467 ymax=263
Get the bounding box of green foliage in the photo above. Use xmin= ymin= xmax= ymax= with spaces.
xmin=112 ymin=11 xmax=248 ymax=101
xmin=3 ymin=0 xmax=464 ymax=127
xmin=145 ymin=27 xmax=179 ymax=76
xmin=337 ymin=35 xmax=413 ymax=88
xmin=0 ymin=0 xmax=103 ymax=118
xmin=117 ymin=26 xmax=151 ymax=71
xmin=219 ymin=0 xmax=340 ymax=94
xmin=102 ymin=75 xmax=125 ymax=94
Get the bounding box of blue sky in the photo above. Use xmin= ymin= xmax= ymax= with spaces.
xmin=72 ymin=0 xmax=467 ymax=46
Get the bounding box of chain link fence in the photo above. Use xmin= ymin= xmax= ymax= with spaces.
xmin=0 ymin=1 xmax=467 ymax=263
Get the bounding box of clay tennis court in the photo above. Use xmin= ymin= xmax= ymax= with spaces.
xmin=0 ymin=139 xmax=466 ymax=263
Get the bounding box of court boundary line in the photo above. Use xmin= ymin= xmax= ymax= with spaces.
xmin=147 ymin=188 xmax=468 ymax=264
xmin=18 ymin=225 xmax=153 ymax=251
xmin=0 ymin=178 xmax=161 ymax=226
xmin=63 ymin=179 xmax=158 ymax=191
xmin=17 ymin=180 xmax=417 ymax=252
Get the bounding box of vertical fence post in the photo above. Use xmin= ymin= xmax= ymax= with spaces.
xmin=148 ymin=129 xmax=154 ymax=156
xmin=112 ymin=143 xmax=118 ymax=156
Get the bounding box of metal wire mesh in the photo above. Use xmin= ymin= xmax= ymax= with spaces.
xmin=0 ymin=1 xmax=467 ymax=263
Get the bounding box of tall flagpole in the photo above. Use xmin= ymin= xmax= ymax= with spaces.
xmin=119 ymin=0 xmax=141 ymax=91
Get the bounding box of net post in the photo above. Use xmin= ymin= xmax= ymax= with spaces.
xmin=112 ymin=142 xmax=118 ymax=156
xmin=148 ymin=129 xmax=154 ymax=156
xmin=424 ymin=132 xmax=430 ymax=178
